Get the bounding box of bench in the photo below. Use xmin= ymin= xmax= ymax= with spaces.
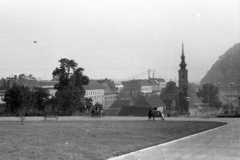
xmin=44 ymin=112 xmax=58 ymax=121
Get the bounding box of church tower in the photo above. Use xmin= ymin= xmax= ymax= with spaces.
xmin=178 ymin=43 xmax=188 ymax=95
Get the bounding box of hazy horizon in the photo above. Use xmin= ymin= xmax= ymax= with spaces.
xmin=0 ymin=0 xmax=239 ymax=83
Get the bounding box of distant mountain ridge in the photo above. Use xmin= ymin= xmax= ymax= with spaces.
xmin=200 ymin=42 xmax=240 ymax=90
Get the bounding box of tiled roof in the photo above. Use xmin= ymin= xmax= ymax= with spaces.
xmin=148 ymin=80 xmax=158 ymax=86
xmin=122 ymin=80 xmax=140 ymax=86
xmin=0 ymin=80 xmax=4 ymax=88
xmin=161 ymin=99 xmax=174 ymax=107
xmin=96 ymin=79 xmax=116 ymax=92
xmin=117 ymin=89 xmax=142 ymax=100
xmin=37 ymin=81 xmax=58 ymax=87
xmin=134 ymin=95 xmax=165 ymax=108
xmin=83 ymin=81 xmax=104 ymax=90
xmin=117 ymin=89 xmax=131 ymax=99
xmin=9 ymin=79 xmax=38 ymax=88
xmin=161 ymin=81 xmax=179 ymax=95
xmin=100 ymin=82 xmax=115 ymax=95
xmin=149 ymin=78 xmax=165 ymax=82
xmin=110 ymin=100 xmax=131 ymax=108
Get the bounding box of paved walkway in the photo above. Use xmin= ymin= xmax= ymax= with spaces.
xmin=110 ymin=118 xmax=240 ymax=160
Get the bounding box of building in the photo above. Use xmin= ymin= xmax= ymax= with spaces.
xmin=96 ymin=79 xmax=116 ymax=93
xmin=121 ymin=79 xmax=152 ymax=94
xmin=100 ymin=81 xmax=117 ymax=109
xmin=8 ymin=78 xmax=38 ymax=89
xmin=134 ymin=94 xmax=166 ymax=111
xmin=7 ymin=77 xmax=58 ymax=97
xmin=148 ymin=78 xmax=166 ymax=94
xmin=84 ymin=81 xmax=104 ymax=105
xmin=148 ymin=79 xmax=159 ymax=92
xmin=160 ymin=43 xmax=189 ymax=116
xmin=115 ymin=84 xmax=124 ymax=93
xmin=178 ymin=43 xmax=188 ymax=94
xmin=139 ymin=80 xmax=152 ymax=93
xmin=37 ymin=81 xmax=58 ymax=97
xmin=160 ymin=81 xmax=180 ymax=116
xmin=0 ymin=90 xmax=5 ymax=104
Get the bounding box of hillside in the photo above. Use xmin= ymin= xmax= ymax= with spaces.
xmin=200 ymin=42 xmax=240 ymax=92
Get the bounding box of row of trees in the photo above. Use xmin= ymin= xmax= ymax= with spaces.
xmin=3 ymin=85 xmax=50 ymax=116
xmin=178 ymin=83 xmax=222 ymax=115
xmin=2 ymin=58 xmax=94 ymax=117
xmin=196 ymin=83 xmax=222 ymax=109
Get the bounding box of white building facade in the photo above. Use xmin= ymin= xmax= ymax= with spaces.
xmin=83 ymin=81 xmax=105 ymax=105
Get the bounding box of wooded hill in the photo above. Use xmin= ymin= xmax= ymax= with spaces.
xmin=200 ymin=42 xmax=240 ymax=92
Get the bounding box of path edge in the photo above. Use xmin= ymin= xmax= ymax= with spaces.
xmin=108 ymin=123 xmax=228 ymax=160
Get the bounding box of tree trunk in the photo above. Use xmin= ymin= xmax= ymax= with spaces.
xmin=21 ymin=115 xmax=23 ymax=125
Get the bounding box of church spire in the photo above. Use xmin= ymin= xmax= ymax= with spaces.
xmin=180 ymin=42 xmax=187 ymax=69
xmin=182 ymin=42 xmax=184 ymax=57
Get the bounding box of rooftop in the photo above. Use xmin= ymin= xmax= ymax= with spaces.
xmin=83 ymin=81 xmax=104 ymax=90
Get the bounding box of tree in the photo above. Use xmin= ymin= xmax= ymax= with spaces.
xmin=32 ymin=87 xmax=51 ymax=115
xmin=188 ymin=82 xmax=199 ymax=94
xmin=0 ymin=78 xmax=9 ymax=90
xmin=3 ymin=84 xmax=32 ymax=125
xmin=196 ymin=83 xmax=222 ymax=109
xmin=52 ymin=58 xmax=90 ymax=115
xmin=179 ymin=92 xmax=188 ymax=114
xmin=83 ymin=97 xmax=93 ymax=112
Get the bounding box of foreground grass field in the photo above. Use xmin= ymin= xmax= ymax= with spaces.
xmin=0 ymin=120 xmax=226 ymax=160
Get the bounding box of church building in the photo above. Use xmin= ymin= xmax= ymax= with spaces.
xmin=160 ymin=43 xmax=189 ymax=116
xmin=178 ymin=43 xmax=188 ymax=95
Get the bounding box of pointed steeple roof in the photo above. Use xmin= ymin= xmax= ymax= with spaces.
xmin=181 ymin=42 xmax=185 ymax=57
xmin=179 ymin=42 xmax=187 ymax=69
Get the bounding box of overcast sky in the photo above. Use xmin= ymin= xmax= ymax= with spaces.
xmin=0 ymin=0 xmax=239 ymax=82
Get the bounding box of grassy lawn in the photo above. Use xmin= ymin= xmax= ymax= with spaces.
xmin=0 ymin=120 xmax=226 ymax=160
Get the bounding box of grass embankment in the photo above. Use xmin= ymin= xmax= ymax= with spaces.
xmin=0 ymin=120 xmax=226 ymax=160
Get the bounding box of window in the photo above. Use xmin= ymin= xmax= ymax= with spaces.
xmin=182 ymin=75 xmax=185 ymax=79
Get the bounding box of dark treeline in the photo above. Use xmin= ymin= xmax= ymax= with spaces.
xmin=1 ymin=58 xmax=94 ymax=117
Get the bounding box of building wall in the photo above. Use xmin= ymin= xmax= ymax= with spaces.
xmin=151 ymin=85 xmax=158 ymax=92
xmin=0 ymin=95 xmax=5 ymax=104
xmin=159 ymin=82 xmax=166 ymax=91
xmin=41 ymin=87 xmax=56 ymax=97
xmin=122 ymin=83 xmax=141 ymax=92
xmin=104 ymin=94 xmax=117 ymax=109
xmin=141 ymin=86 xmax=152 ymax=93
xmin=48 ymin=89 xmax=57 ymax=97
xmin=178 ymin=69 xmax=188 ymax=93
xmin=115 ymin=84 xmax=123 ymax=93
xmin=85 ymin=89 xmax=104 ymax=105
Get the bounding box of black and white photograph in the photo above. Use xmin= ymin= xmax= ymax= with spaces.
xmin=0 ymin=0 xmax=239 ymax=159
